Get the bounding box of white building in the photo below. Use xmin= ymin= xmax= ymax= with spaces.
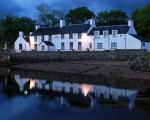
xmin=14 ymin=19 xmax=150 ymax=52
xmin=14 ymin=32 xmax=30 ymax=52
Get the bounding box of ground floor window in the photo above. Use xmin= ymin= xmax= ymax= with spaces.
xmin=70 ymin=42 xmax=73 ymax=50
xmin=78 ymin=42 xmax=82 ymax=50
xmin=19 ymin=44 xmax=22 ymax=50
xmin=42 ymin=45 xmax=45 ymax=51
xmin=34 ymin=44 xmax=37 ymax=50
xmin=97 ymin=43 xmax=103 ymax=49
xmin=61 ymin=42 xmax=65 ymax=50
xmin=111 ymin=42 xmax=117 ymax=49
xmin=89 ymin=43 xmax=92 ymax=49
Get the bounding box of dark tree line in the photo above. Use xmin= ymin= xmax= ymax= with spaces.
xmin=0 ymin=3 xmax=150 ymax=48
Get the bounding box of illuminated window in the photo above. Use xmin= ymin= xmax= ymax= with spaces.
xmin=94 ymin=31 xmax=100 ymax=39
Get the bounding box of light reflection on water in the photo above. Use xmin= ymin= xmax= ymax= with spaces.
xmin=13 ymin=74 xmax=138 ymax=109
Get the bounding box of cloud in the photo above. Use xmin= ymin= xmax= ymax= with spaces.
xmin=0 ymin=0 xmax=150 ymax=18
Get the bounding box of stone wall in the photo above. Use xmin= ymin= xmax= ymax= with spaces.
xmin=10 ymin=50 xmax=146 ymax=62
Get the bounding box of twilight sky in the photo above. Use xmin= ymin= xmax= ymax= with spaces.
xmin=0 ymin=0 xmax=150 ymax=19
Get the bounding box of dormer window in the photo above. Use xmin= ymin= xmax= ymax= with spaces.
xmin=78 ymin=33 xmax=82 ymax=39
xmin=112 ymin=30 xmax=118 ymax=37
xmin=69 ymin=33 xmax=73 ymax=39
xmin=103 ymin=31 xmax=109 ymax=38
xmin=61 ymin=34 xmax=64 ymax=39
xmin=94 ymin=31 xmax=100 ymax=39
xmin=34 ymin=36 xmax=37 ymax=42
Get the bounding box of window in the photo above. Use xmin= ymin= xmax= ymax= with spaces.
xmin=70 ymin=42 xmax=73 ymax=50
xmin=89 ymin=43 xmax=92 ymax=49
xmin=78 ymin=33 xmax=82 ymax=39
xmin=69 ymin=33 xmax=73 ymax=39
xmin=41 ymin=35 xmax=44 ymax=42
xmin=61 ymin=42 xmax=65 ymax=50
xmin=34 ymin=44 xmax=37 ymax=50
xmin=48 ymin=35 xmax=52 ymax=41
xmin=142 ymin=42 xmax=145 ymax=47
xmin=112 ymin=30 xmax=118 ymax=37
xmin=61 ymin=34 xmax=64 ymax=39
xmin=94 ymin=31 xmax=100 ymax=39
xmin=78 ymin=42 xmax=82 ymax=50
xmin=97 ymin=43 xmax=103 ymax=49
xmin=19 ymin=44 xmax=22 ymax=50
xmin=42 ymin=45 xmax=45 ymax=51
xmin=111 ymin=42 xmax=117 ymax=49
xmin=34 ymin=36 xmax=37 ymax=42
xmin=103 ymin=31 xmax=109 ymax=38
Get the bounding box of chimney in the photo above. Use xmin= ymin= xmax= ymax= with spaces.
xmin=89 ymin=19 xmax=96 ymax=27
xmin=128 ymin=20 xmax=134 ymax=27
xmin=60 ymin=20 xmax=65 ymax=28
xmin=35 ymin=24 xmax=40 ymax=30
xmin=19 ymin=31 xmax=24 ymax=37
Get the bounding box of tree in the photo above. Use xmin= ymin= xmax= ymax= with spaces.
xmin=132 ymin=5 xmax=150 ymax=39
xmin=65 ymin=7 xmax=95 ymax=24
xmin=36 ymin=3 xmax=64 ymax=26
xmin=96 ymin=10 xmax=128 ymax=26
xmin=0 ymin=15 xmax=35 ymax=48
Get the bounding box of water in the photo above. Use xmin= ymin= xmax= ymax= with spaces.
xmin=0 ymin=69 xmax=149 ymax=120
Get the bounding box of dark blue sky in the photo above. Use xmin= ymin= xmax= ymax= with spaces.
xmin=0 ymin=0 xmax=150 ymax=19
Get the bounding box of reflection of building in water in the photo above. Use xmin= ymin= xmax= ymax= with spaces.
xmin=14 ymin=75 xmax=137 ymax=108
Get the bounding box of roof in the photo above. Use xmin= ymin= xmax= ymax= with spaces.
xmin=60 ymin=24 xmax=91 ymax=34
xmin=88 ymin=25 xmax=130 ymax=35
xmin=130 ymin=34 xmax=150 ymax=42
xmin=42 ymin=41 xmax=54 ymax=46
xmin=23 ymin=35 xmax=30 ymax=43
xmin=31 ymin=24 xmax=91 ymax=36
xmin=31 ymin=27 xmax=60 ymax=36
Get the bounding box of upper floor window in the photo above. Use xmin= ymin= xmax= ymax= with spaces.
xmin=78 ymin=33 xmax=82 ymax=39
xmin=97 ymin=43 xmax=103 ymax=49
xmin=94 ymin=31 xmax=100 ymax=39
xmin=103 ymin=31 xmax=109 ymax=38
xmin=111 ymin=42 xmax=117 ymax=49
xmin=41 ymin=35 xmax=44 ymax=42
xmin=61 ymin=34 xmax=64 ymax=39
xmin=69 ymin=33 xmax=73 ymax=39
xmin=112 ymin=30 xmax=118 ymax=37
xmin=34 ymin=36 xmax=37 ymax=42
xmin=48 ymin=35 xmax=52 ymax=41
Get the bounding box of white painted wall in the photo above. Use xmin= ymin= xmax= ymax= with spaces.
xmin=15 ymin=32 xmax=30 ymax=52
xmin=142 ymin=42 xmax=150 ymax=52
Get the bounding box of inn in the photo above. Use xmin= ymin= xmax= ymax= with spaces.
xmin=14 ymin=19 xmax=150 ymax=52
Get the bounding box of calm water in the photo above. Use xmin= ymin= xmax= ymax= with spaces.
xmin=0 ymin=69 xmax=149 ymax=120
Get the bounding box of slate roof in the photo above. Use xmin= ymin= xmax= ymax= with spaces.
xmin=31 ymin=24 xmax=91 ymax=36
xmin=130 ymin=34 xmax=149 ymax=42
xmin=42 ymin=41 xmax=54 ymax=46
xmin=88 ymin=25 xmax=130 ymax=35
xmin=31 ymin=27 xmax=60 ymax=36
xmin=60 ymin=24 xmax=91 ymax=34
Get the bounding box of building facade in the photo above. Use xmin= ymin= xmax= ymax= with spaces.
xmin=14 ymin=19 xmax=150 ymax=52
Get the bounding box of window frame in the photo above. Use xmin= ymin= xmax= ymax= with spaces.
xmin=69 ymin=42 xmax=73 ymax=50
xmin=94 ymin=31 xmax=100 ymax=39
xmin=103 ymin=30 xmax=109 ymax=38
xmin=112 ymin=30 xmax=118 ymax=37
xmin=78 ymin=33 xmax=82 ymax=39
xmin=19 ymin=44 xmax=22 ymax=50
xmin=111 ymin=42 xmax=117 ymax=49
xmin=69 ymin=33 xmax=73 ymax=39
xmin=97 ymin=43 xmax=103 ymax=49
xmin=78 ymin=42 xmax=82 ymax=50
xmin=61 ymin=42 xmax=65 ymax=50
